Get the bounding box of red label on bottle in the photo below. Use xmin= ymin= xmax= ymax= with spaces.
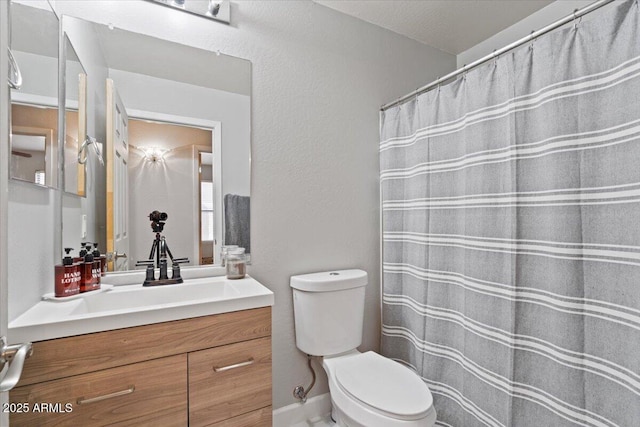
xmin=55 ymin=266 xmax=81 ymax=297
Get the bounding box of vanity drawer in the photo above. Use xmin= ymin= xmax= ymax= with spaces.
xmin=18 ymin=307 xmax=271 ymax=386
xmin=189 ymin=336 xmax=272 ymax=426
xmin=10 ymin=354 xmax=187 ymax=427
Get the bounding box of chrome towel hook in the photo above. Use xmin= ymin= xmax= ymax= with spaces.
xmin=78 ymin=135 xmax=105 ymax=166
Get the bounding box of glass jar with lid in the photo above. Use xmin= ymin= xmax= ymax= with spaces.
xmin=220 ymin=245 xmax=238 ymax=267
xmin=226 ymin=247 xmax=246 ymax=279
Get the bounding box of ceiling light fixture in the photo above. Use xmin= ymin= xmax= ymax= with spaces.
xmin=146 ymin=0 xmax=230 ymax=24
xmin=207 ymin=1 xmax=221 ymax=17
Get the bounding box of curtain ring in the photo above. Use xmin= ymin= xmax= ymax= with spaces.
xmin=529 ymin=31 xmax=535 ymax=50
xmin=573 ymin=9 xmax=581 ymax=29
xmin=492 ymin=49 xmax=498 ymax=67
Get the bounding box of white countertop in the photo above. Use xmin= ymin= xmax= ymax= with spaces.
xmin=9 ymin=274 xmax=274 ymax=343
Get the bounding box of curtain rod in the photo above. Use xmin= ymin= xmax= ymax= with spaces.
xmin=380 ymin=0 xmax=617 ymax=112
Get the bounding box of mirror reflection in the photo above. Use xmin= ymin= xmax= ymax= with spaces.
xmin=128 ymin=119 xmax=215 ymax=269
xmin=63 ymin=36 xmax=87 ymax=196
xmin=60 ymin=16 xmax=251 ymax=272
xmin=9 ymin=2 xmax=59 ymax=188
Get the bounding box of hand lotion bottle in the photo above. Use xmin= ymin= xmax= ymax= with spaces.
xmin=55 ymin=248 xmax=81 ymax=297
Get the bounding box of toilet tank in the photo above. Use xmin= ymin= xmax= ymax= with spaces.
xmin=290 ymin=269 xmax=367 ymax=356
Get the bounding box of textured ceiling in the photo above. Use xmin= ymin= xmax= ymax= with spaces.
xmin=315 ymin=0 xmax=554 ymax=55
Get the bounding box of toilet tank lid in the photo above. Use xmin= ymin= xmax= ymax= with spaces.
xmin=290 ymin=269 xmax=367 ymax=292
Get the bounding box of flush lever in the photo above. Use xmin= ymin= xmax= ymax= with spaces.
xmin=0 ymin=337 xmax=33 ymax=392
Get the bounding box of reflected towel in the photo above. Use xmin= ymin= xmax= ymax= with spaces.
xmin=224 ymin=194 xmax=250 ymax=253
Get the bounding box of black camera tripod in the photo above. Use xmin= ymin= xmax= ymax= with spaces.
xmin=136 ymin=211 xmax=189 ymax=286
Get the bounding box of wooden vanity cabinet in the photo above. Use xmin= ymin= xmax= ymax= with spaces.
xmin=9 ymin=307 xmax=272 ymax=427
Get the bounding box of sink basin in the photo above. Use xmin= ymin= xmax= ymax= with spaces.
xmin=72 ymin=278 xmax=243 ymax=314
xmin=9 ymin=275 xmax=274 ymax=343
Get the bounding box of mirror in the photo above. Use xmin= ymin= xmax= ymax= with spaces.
xmin=62 ymin=35 xmax=88 ymax=196
xmin=9 ymin=1 xmax=59 ymax=188
xmin=61 ymin=16 xmax=251 ymax=272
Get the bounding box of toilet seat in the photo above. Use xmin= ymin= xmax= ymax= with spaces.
xmin=332 ymin=351 xmax=433 ymax=421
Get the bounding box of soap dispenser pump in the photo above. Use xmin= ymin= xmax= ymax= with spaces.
xmin=55 ymin=248 xmax=81 ymax=297
xmin=74 ymin=243 xmax=88 ymax=264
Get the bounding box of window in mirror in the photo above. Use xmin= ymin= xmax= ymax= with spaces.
xmin=201 ymin=182 xmax=214 ymax=242
xmin=200 ymin=153 xmax=215 ymax=265
xmin=35 ymin=170 xmax=46 ymax=186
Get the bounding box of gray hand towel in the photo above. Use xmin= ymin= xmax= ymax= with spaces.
xmin=224 ymin=194 xmax=250 ymax=253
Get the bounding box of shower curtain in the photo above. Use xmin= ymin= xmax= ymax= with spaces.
xmin=379 ymin=1 xmax=640 ymax=426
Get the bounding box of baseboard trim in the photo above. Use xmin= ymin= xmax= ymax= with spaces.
xmin=273 ymin=393 xmax=332 ymax=426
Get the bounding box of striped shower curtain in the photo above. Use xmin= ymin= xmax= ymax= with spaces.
xmin=379 ymin=1 xmax=640 ymax=426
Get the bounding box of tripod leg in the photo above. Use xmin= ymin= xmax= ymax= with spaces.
xmin=148 ymin=239 xmax=157 ymax=260
xmin=165 ymin=242 xmax=175 ymax=263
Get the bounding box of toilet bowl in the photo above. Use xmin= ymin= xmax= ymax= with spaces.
xmin=290 ymin=270 xmax=436 ymax=427
xmin=324 ymin=351 xmax=436 ymax=427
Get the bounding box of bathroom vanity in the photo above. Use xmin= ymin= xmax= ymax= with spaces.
xmin=2 ymin=1 xmax=260 ymax=425
xmin=8 ymin=275 xmax=274 ymax=426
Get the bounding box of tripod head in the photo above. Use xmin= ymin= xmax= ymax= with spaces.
xmin=149 ymin=210 xmax=168 ymax=233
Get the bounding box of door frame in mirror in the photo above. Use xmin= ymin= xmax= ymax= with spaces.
xmin=120 ymin=108 xmax=222 ymax=271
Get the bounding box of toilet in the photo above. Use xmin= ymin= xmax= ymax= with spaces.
xmin=290 ymin=269 xmax=436 ymax=427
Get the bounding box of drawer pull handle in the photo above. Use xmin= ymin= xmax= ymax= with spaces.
xmin=213 ymin=357 xmax=255 ymax=372
xmin=77 ymin=385 xmax=135 ymax=405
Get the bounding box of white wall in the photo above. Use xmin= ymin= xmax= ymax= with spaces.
xmin=7 ymin=183 xmax=58 ymax=321
xmin=457 ymin=0 xmax=592 ymax=67
xmin=11 ymin=51 xmax=57 ymax=104
xmin=31 ymin=0 xmax=456 ymax=409
xmin=128 ymin=145 xmax=199 ymax=268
